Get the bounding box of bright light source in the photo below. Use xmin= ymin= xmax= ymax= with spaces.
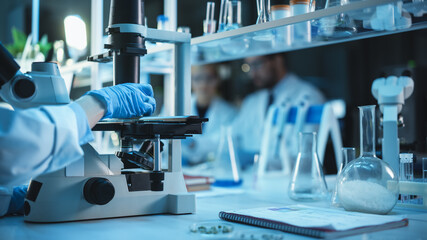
xmin=329 ymin=99 xmax=346 ymax=119
xmin=241 ymin=63 xmax=250 ymax=73
xmin=64 ymin=15 xmax=87 ymax=51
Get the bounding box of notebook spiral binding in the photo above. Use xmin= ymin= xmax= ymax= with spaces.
xmin=219 ymin=211 xmax=325 ymax=238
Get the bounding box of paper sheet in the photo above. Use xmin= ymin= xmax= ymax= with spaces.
xmin=228 ymin=205 xmax=407 ymax=231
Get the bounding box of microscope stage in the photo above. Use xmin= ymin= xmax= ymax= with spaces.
xmin=92 ymin=115 xmax=208 ymax=139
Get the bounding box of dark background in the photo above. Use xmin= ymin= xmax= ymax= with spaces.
xmin=0 ymin=0 xmax=426 ymax=174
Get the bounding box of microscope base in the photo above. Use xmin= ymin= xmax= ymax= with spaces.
xmin=23 ymin=172 xmax=195 ymax=222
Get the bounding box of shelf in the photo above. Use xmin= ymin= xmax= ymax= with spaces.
xmin=63 ymin=0 xmax=427 ymax=82
xmin=143 ymin=0 xmax=427 ymax=66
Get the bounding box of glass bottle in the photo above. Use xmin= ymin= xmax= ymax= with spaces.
xmin=288 ymin=132 xmax=328 ymax=201
xmin=337 ymin=105 xmax=399 ymax=214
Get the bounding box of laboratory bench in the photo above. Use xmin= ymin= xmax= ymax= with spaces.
xmin=1 ymin=175 xmax=426 ymax=240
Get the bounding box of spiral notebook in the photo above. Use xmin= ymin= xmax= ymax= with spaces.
xmin=219 ymin=205 xmax=408 ymax=239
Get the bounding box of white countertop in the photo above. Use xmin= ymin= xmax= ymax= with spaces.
xmin=1 ymin=175 xmax=426 ymax=240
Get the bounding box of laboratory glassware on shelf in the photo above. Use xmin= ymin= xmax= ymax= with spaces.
xmin=288 ymin=132 xmax=328 ymax=201
xmin=253 ymin=0 xmax=275 ymax=42
xmin=312 ymin=0 xmax=357 ymax=39
xmin=224 ymin=0 xmax=242 ymax=31
xmin=271 ymin=0 xmax=292 ymax=47
xmin=337 ymin=105 xmax=399 ymax=215
xmin=204 ymin=1 xmax=216 ymax=35
xmin=331 ymin=147 xmax=356 ymax=207
xmin=256 ymin=0 xmax=271 ymax=24
xmin=218 ymin=0 xmax=229 ymax=32
xmin=219 ymin=0 xmax=249 ymax=55
xmin=212 ymin=126 xmax=243 ymax=187
xmin=291 ymin=0 xmax=311 ymax=43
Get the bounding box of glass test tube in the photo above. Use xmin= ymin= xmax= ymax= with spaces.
xmin=204 ymin=2 xmax=216 ymax=35
xmin=399 ymin=153 xmax=413 ymax=204
xmin=423 ymin=157 xmax=427 ymax=182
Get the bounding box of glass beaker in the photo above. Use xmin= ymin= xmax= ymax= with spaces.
xmin=314 ymin=0 xmax=357 ymax=38
xmin=218 ymin=0 xmax=229 ymax=32
xmin=288 ymin=132 xmax=328 ymax=201
xmin=331 ymin=147 xmax=356 ymax=207
xmin=224 ymin=0 xmax=242 ymax=31
xmin=337 ymin=105 xmax=399 ymax=214
xmin=256 ymin=0 xmax=271 ymax=24
xmin=212 ymin=126 xmax=243 ymax=187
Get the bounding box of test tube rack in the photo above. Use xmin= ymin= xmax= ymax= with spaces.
xmin=396 ymin=180 xmax=427 ymax=210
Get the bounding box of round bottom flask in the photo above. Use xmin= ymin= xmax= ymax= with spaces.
xmin=337 ymin=105 xmax=399 ymax=214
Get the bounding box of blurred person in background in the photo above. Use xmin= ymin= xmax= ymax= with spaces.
xmin=182 ymin=64 xmax=237 ymax=165
xmin=232 ymin=53 xmax=325 ymax=168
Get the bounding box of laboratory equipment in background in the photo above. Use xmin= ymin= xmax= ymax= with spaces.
xmin=403 ymin=0 xmax=427 ymax=17
xmin=290 ymin=0 xmax=311 ymax=43
xmin=256 ymin=0 xmax=272 ymax=24
xmin=204 ymin=2 xmax=216 ymax=35
xmin=21 ymin=0 xmax=208 ymax=223
xmin=218 ymin=0 xmax=229 ymax=32
xmin=257 ymin=102 xmax=343 ymax=179
xmin=157 ymin=15 xmax=170 ymax=31
xmin=399 ymin=153 xmax=413 ymax=203
xmin=177 ymin=26 xmax=191 ymax=33
xmin=394 ymin=154 xmax=427 ymax=210
xmin=271 ymin=0 xmax=291 ymax=47
xmin=0 ymin=43 xmax=70 ymax=109
xmin=224 ymin=0 xmax=242 ymax=31
xmin=288 ymin=132 xmax=329 ymax=201
xmin=331 ymin=147 xmax=355 ymax=207
xmin=423 ymin=158 xmax=427 ymax=181
xmin=371 ymin=73 xmax=414 ymax=176
xmin=212 ymin=127 xmax=242 ymax=186
xmin=314 ymin=0 xmax=357 ymax=38
xmin=337 ymin=105 xmax=399 ymax=215
xmin=365 ymin=2 xmax=412 ymax=31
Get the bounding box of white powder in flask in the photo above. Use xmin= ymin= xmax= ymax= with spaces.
xmin=338 ymin=180 xmax=397 ymax=215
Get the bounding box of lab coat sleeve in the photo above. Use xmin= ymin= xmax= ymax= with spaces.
xmin=0 ymin=103 xmax=93 ymax=187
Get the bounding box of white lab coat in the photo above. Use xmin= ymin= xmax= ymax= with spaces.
xmin=0 ymin=103 xmax=93 ymax=215
xmin=232 ymin=73 xmax=325 ymax=165
xmin=181 ymin=96 xmax=237 ymax=165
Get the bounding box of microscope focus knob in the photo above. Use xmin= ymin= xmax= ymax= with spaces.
xmin=83 ymin=178 xmax=115 ymax=205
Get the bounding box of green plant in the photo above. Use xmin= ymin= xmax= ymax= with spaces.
xmin=5 ymin=27 xmax=52 ymax=58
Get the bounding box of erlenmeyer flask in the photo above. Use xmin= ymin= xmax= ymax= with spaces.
xmin=337 ymin=105 xmax=399 ymax=214
xmin=288 ymin=132 xmax=328 ymax=201
xmin=212 ymin=126 xmax=243 ymax=186
xmin=256 ymin=0 xmax=271 ymax=24
xmin=331 ymin=147 xmax=355 ymax=207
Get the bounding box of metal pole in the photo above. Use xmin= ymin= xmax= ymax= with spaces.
xmin=164 ymin=0 xmax=177 ymax=31
xmin=174 ymin=42 xmax=191 ymax=115
xmin=154 ymin=134 xmax=162 ymax=172
xmin=31 ymin=0 xmax=40 ymax=45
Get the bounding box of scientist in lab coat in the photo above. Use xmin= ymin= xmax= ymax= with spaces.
xmin=232 ymin=53 xmax=325 ymax=167
xmin=0 ymin=83 xmax=156 ymax=216
xmin=181 ymin=64 xmax=236 ymax=165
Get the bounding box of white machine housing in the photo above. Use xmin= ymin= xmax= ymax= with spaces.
xmin=371 ymin=75 xmax=414 ymax=175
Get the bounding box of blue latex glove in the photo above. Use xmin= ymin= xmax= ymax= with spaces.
xmin=7 ymin=185 xmax=27 ymax=215
xmin=86 ymin=83 xmax=156 ymax=119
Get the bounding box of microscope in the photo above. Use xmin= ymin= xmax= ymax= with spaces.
xmin=1 ymin=0 xmax=207 ymax=222
xmin=371 ymin=72 xmax=414 ymax=176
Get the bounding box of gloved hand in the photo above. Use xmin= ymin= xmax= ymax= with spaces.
xmin=7 ymin=185 xmax=27 ymax=216
xmin=86 ymin=83 xmax=156 ymax=119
